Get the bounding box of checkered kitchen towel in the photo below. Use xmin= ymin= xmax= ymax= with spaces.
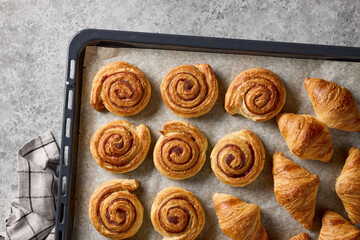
xmin=1 ymin=132 xmax=59 ymax=240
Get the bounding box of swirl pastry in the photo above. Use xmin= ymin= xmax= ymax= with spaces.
xmin=290 ymin=233 xmax=309 ymax=240
xmin=336 ymin=147 xmax=360 ymax=225
xmin=225 ymin=68 xmax=286 ymax=121
xmin=151 ymin=187 xmax=205 ymax=240
xmin=90 ymin=61 xmax=151 ymax=116
xmin=319 ymin=210 xmax=360 ymax=240
xmin=210 ymin=129 xmax=265 ymax=187
xmin=160 ymin=64 xmax=218 ymax=118
xmin=90 ymin=120 xmax=151 ymax=173
xmin=304 ymin=77 xmax=360 ymax=132
xmin=89 ymin=179 xmax=144 ymax=239
xmin=153 ymin=121 xmax=208 ymax=180
xmin=213 ymin=193 xmax=269 ymax=240
xmin=273 ymin=152 xmax=320 ymax=230
xmin=276 ymin=113 xmax=333 ymax=162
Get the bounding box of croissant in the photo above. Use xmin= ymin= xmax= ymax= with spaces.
xmin=290 ymin=233 xmax=309 ymax=240
xmin=213 ymin=193 xmax=269 ymax=240
xmin=336 ymin=147 xmax=360 ymax=225
xmin=276 ymin=113 xmax=333 ymax=162
xmin=304 ymin=77 xmax=360 ymax=132
xmin=273 ymin=152 xmax=320 ymax=229
xmin=319 ymin=210 xmax=360 ymax=240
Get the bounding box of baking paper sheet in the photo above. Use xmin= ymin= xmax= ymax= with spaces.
xmin=73 ymin=46 xmax=360 ymax=239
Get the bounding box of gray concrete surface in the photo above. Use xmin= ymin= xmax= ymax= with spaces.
xmin=0 ymin=0 xmax=359 ymax=234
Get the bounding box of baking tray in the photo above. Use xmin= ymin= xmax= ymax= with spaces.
xmin=55 ymin=29 xmax=360 ymax=240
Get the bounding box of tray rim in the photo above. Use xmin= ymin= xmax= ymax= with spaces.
xmin=55 ymin=28 xmax=360 ymax=240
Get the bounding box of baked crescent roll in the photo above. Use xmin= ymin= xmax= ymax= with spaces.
xmin=319 ymin=210 xmax=360 ymax=240
xmin=336 ymin=147 xmax=360 ymax=225
xmin=304 ymin=77 xmax=360 ymax=132
xmin=153 ymin=121 xmax=208 ymax=180
xmin=276 ymin=113 xmax=333 ymax=162
xmin=210 ymin=129 xmax=265 ymax=187
xmin=290 ymin=233 xmax=309 ymax=240
xmin=213 ymin=193 xmax=269 ymax=240
xmin=90 ymin=120 xmax=151 ymax=173
xmin=151 ymin=187 xmax=205 ymax=240
xmin=273 ymin=152 xmax=320 ymax=230
xmin=89 ymin=179 xmax=143 ymax=239
xmin=225 ymin=68 xmax=286 ymax=121
xmin=161 ymin=64 xmax=218 ymax=118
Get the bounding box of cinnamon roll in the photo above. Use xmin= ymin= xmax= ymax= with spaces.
xmin=290 ymin=233 xmax=309 ymax=240
xmin=210 ymin=129 xmax=265 ymax=187
xmin=89 ymin=179 xmax=143 ymax=239
xmin=225 ymin=68 xmax=286 ymax=121
xmin=161 ymin=64 xmax=218 ymax=118
xmin=90 ymin=61 xmax=151 ymax=116
xmin=90 ymin=120 xmax=151 ymax=173
xmin=151 ymin=187 xmax=205 ymax=240
xmin=153 ymin=121 xmax=208 ymax=180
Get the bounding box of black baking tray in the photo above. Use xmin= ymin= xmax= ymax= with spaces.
xmin=55 ymin=28 xmax=360 ymax=240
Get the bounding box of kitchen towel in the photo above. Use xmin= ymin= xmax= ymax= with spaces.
xmin=0 ymin=131 xmax=59 ymax=240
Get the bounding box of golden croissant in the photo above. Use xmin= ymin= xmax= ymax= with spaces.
xmin=304 ymin=77 xmax=360 ymax=132
xmin=273 ymin=152 xmax=320 ymax=230
xmin=213 ymin=193 xmax=269 ymax=240
xmin=276 ymin=113 xmax=333 ymax=162
xmin=336 ymin=147 xmax=360 ymax=225
xmin=290 ymin=233 xmax=309 ymax=240
xmin=319 ymin=210 xmax=360 ymax=240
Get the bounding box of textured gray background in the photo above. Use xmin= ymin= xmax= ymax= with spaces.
xmin=0 ymin=0 xmax=359 ymax=237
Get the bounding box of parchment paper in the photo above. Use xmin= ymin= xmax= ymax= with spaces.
xmin=73 ymin=46 xmax=360 ymax=240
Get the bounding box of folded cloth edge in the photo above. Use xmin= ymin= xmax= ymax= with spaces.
xmin=0 ymin=131 xmax=59 ymax=240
